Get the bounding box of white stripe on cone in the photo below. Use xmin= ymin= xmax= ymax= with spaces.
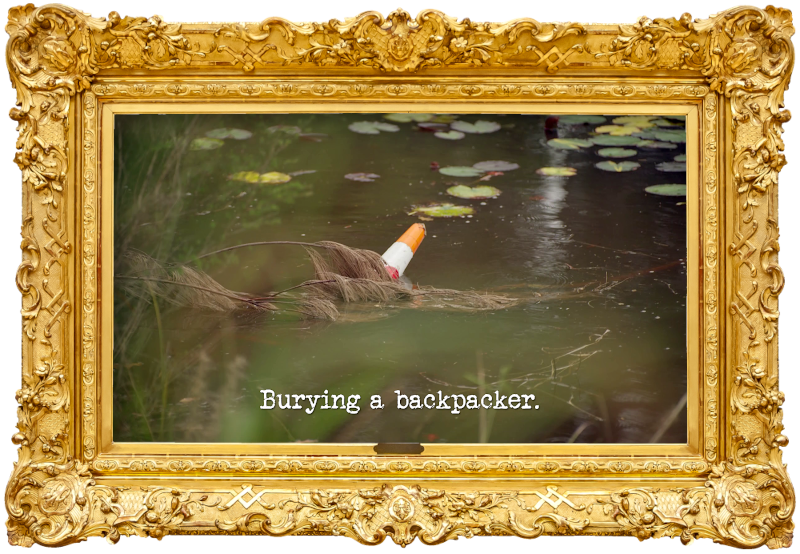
xmin=382 ymin=242 xmax=415 ymax=279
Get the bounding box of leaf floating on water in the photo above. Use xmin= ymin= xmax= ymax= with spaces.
xmin=205 ymin=128 xmax=253 ymax=140
xmin=384 ymin=113 xmax=434 ymax=123
xmin=558 ymin=115 xmax=607 ymax=125
xmin=595 ymin=125 xmax=642 ymax=136
xmin=674 ymin=154 xmax=687 ymax=162
xmin=473 ymin=160 xmax=519 ymax=171
xmin=547 ymin=138 xmax=594 ymax=150
xmin=408 ymin=203 xmax=475 ymax=218
xmin=260 ymin=172 xmax=292 ymax=184
xmin=345 ymin=172 xmax=381 ymax=182
xmin=446 ymin=185 xmax=502 ymax=199
xmin=190 ymin=137 xmax=225 ymax=150
xmin=632 ymin=129 xmax=661 ymax=140
xmin=651 ymin=118 xmax=684 ymax=127
xmin=431 ymin=115 xmax=459 ymax=123
xmin=439 ymin=166 xmax=484 ymax=177
xmin=267 ymin=125 xmax=302 ymax=135
xmin=597 ymin=147 xmax=637 ymax=158
xmin=348 ymin=121 xmax=400 ymax=135
xmin=611 ymin=116 xmax=657 ymax=128
xmin=595 ymin=161 xmax=640 ymax=172
xmin=229 ymin=171 xmax=261 ymax=183
xmin=645 ymin=184 xmax=686 ymax=196
xmin=655 ymin=161 xmax=687 ymax=172
xmin=450 ymin=120 xmax=502 ymax=134
xmin=638 ymin=140 xmax=678 ymax=149
xmin=435 ymin=130 xmax=466 ymax=140
xmin=654 ymin=129 xmax=687 ymax=143
xmin=536 ymin=166 xmax=577 ymax=176
xmin=590 ymin=135 xmax=643 ymax=147
xmin=289 ymin=170 xmax=317 ymax=176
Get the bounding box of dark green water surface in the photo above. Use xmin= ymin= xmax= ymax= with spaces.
xmin=113 ymin=113 xmax=687 ymax=444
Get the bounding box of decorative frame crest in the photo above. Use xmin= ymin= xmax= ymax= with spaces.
xmin=4 ymin=3 xmax=795 ymax=548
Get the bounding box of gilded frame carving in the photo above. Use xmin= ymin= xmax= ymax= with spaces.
xmin=4 ymin=3 xmax=795 ymax=548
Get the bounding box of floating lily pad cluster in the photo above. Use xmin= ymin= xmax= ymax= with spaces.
xmin=352 ymin=114 xmax=504 ymax=141
xmin=229 ymin=171 xmax=293 ymax=184
xmin=190 ymin=127 xmax=254 ymax=150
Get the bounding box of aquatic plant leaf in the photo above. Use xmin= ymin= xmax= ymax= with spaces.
xmin=632 ymin=129 xmax=661 ymax=140
xmin=384 ymin=113 xmax=434 ymax=123
xmin=558 ymin=115 xmax=607 ymax=125
xmin=536 ymin=166 xmax=577 ymax=176
xmin=611 ymin=116 xmax=657 ymax=128
xmin=597 ymin=148 xmax=637 ymax=158
xmin=229 ymin=171 xmax=261 ymax=183
xmin=595 ymin=161 xmax=640 ymax=172
xmin=348 ymin=121 xmax=400 ymax=134
xmin=595 ymin=125 xmax=642 ymax=136
xmin=435 ymin=130 xmax=466 ymax=140
xmin=473 ymin=160 xmax=519 ymax=171
xmin=547 ymin=138 xmax=594 ymax=150
xmin=267 ymin=125 xmax=302 ymax=135
xmin=450 ymin=120 xmax=502 ymax=134
xmin=590 ymin=135 xmax=643 ymax=147
xmin=190 ymin=137 xmax=224 ymax=150
xmin=645 ymin=184 xmax=686 ymax=196
xmin=408 ymin=203 xmax=475 ymax=217
xmin=638 ymin=140 xmax=678 ymax=149
xmin=345 ymin=172 xmax=381 ymax=182
xmin=289 ymin=170 xmax=317 ymax=176
xmin=260 ymin=172 xmax=292 ymax=184
xmin=674 ymin=154 xmax=687 ymax=162
xmin=446 ymin=185 xmax=502 ymax=199
xmin=654 ymin=129 xmax=687 ymax=143
xmin=205 ymin=128 xmax=253 ymax=140
xmin=655 ymin=161 xmax=687 ymax=172
xmin=651 ymin=118 xmax=684 ymax=127
xmin=439 ymin=166 xmax=484 ymax=177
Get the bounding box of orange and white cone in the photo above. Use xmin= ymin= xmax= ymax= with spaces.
xmin=382 ymin=223 xmax=426 ymax=279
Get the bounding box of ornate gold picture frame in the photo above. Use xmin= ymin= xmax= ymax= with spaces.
xmin=4 ymin=3 xmax=795 ymax=548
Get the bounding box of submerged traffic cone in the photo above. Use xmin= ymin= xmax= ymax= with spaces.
xmin=382 ymin=223 xmax=426 ymax=279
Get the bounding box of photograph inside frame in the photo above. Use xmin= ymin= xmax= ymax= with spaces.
xmin=112 ymin=111 xmax=688 ymax=445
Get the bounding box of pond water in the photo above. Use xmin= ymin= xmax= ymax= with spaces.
xmin=113 ymin=112 xmax=687 ymax=444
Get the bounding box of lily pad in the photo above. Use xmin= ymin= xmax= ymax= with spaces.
xmin=590 ymin=135 xmax=643 ymax=147
xmin=597 ymin=148 xmax=637 ymax=158
xmin=611 ymin=116 xmax=657 ymax=128
xmin=632 ymin=129 xmax=661 ymax=140
xmin=638 ymin=140 xmax=678 ymax=149
xmin=345 ymin=172 xmax=380 ymax=182
xmin=409 ymin=203 xmax=475 ymax=218
xmin=651 ymin=118 xmax=684 ymax=127
xmin=289 ymin=170 xmax=317 ymax=176
xmin=384 ymin=113 xmax=434 ymax=123
xmin=229 ymin=171 xmax=261 ymax=183
xmin=558 ymin=115 xmax=607 ymax=125
xmin=348 ymin=121 xmax=400 ymax=135
xmin=190 ymin=137 xmax=224 ymax=151
xmin=439 ymin=166 xmax=484 ymax=177
xmin=674 ymin=154 xmax=687 ymax=162
xmin=450 ymin=120 xmax=502 ymax=134
xmin=656 ymin=161 xmax=687 ymax=172
xmin=654 ymin=129 xmax=686 ymax=143
xmin=547 ymin=138 xmax=594 ymax=150
xmin=473 ymin=160 xmax=519 ymax=171
xmin=446 ymin=185 xmax=502 ymax=199
xmin=536 ymin=167 xmax=577 ymax=176
xmin=431 ymin=115 xmax=460 ymax=123
xmin=435 ymin=130 xmax=466 ymax=140
xmin=205 ymin=128 xmax=253 ymax=140
xmin=595 ymin=161 xmax=641 ymax=172
xmin=595 ymin=125 xmax=642 ymax=136
xmin=645 ymin=184 xmax=686 ymax=197
xmin=259 ymin=172 xmax=292 ymax=184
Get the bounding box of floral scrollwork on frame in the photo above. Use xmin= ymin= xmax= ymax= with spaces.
xmin=4 ymin=3 xmax=796 ymax=549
